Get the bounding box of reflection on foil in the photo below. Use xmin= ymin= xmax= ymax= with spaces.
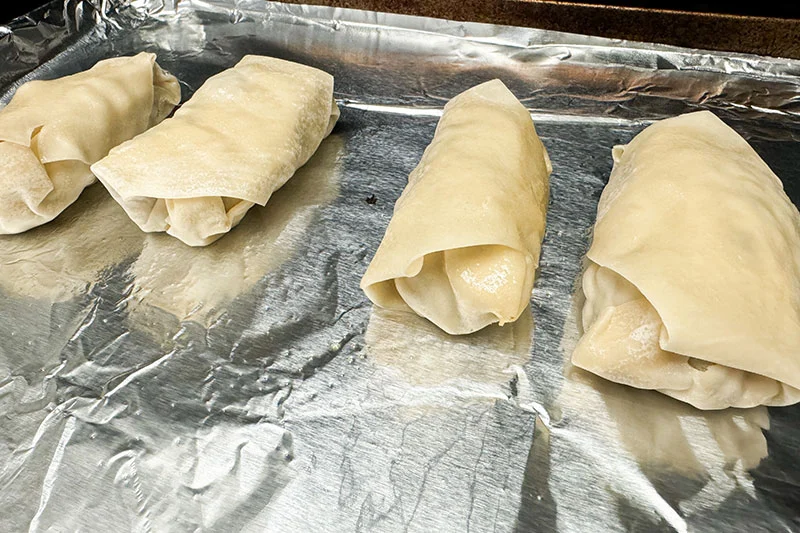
xmin=136 ymin=10 xmax=208 ymax=56
xmin=549 ymin=366 xmax=771 ymax=533
xmin=365 ymin=306 xmax=532 ymax=388
xmin=0 ymin=183 xmax=143 ymax=302
xmin=2 ymin=0 xmax=800 ymax=531
xmin=259 ymin=307 xmax=536 ymax=533
xmin=0 ymin=182 xmax=145 ymax=499
xmin=533 ymin=299 xmax=775 ymax=532
xmin=129 ymin=134 xmax=344 ymax=329
xmin=565 ymin=367 xmax=769 ymax=475
xmin=0 ymin=394 xmax=294 ymax=532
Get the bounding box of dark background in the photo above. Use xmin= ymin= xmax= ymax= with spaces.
xmin=2 ymin=1 xmax=41 ymax=22
xmin=2 ymin=0 xmax=800 ymax=23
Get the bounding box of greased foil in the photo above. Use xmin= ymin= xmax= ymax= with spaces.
xmin=1 ymin=1 xmax=800 ymax=531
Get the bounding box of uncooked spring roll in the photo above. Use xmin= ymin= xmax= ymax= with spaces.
xmin=573 ymin=111 xmax=800 ymax=410
xmin=0 ymin=52 xmax=180 ymax=234
xmin=360 ymin=79 xmax=551 ymax=335
xmin=91 ymin=55 xmax=340 ymax=246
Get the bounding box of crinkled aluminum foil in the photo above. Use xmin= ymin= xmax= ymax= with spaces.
xmin=1 ymin=1 xmax=800 ymax=531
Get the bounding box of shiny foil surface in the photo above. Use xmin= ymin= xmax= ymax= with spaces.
xmin=1 ymin=1 xmax=800 ymax=531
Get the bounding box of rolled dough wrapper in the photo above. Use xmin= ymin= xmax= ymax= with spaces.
xmin=360 ymin=79 xmax=551 ymax=335
xmin=573 ymin=110 xmax=800 ymax=410
xmin=91 ymin=55 xmax=340 ymax=247
xmin=129 ymin=134 xmax=344 ymax=327
xmin=0 ymin=183 xmax=145 ymax=302
xmin=0 ymin=52 xmax=180 ymax=234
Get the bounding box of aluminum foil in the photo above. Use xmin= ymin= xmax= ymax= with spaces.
xmin=2 ymin=1 xmax=800 ymax=531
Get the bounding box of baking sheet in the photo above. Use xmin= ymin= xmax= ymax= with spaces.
xmin=1 ymin=1 xmax=800 ymax=531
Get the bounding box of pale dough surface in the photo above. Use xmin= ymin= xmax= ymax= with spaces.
xmin=0 ymin=52 xmax=180 ymax=233
xmin=129 ymin=134 xmax=344 ymax=327
xmin=91 ymin=55 xmax=339 ymax=247
xmin=573 ymin=111 xmax=800 ymax=409
xmin=361 ymin=79 xmax=551 ymax=335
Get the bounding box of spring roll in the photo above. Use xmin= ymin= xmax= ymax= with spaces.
xmin=573 ymin=111 xmax=800 ymax=409
xmin=91 ymin=55 xmax=339 ymax=246
xmin=360 ymin=79 xmax=551 ymax=335
xmin=0 ymin=52 xmax=180 ymax=234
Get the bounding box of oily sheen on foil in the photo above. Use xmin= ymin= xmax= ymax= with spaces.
xmin=1 ymin=1 xmax=799 ymax=531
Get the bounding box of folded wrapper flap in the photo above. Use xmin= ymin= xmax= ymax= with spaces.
xmin=91 ymin=55 xmax=340 ymax=247
xmin=573 ymin=111 xmax=800 ymax=409
xmin=0 ymin=52 xmax=181 ymax=234
xmin=361 ymin=79 xmax=551 ymax=334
